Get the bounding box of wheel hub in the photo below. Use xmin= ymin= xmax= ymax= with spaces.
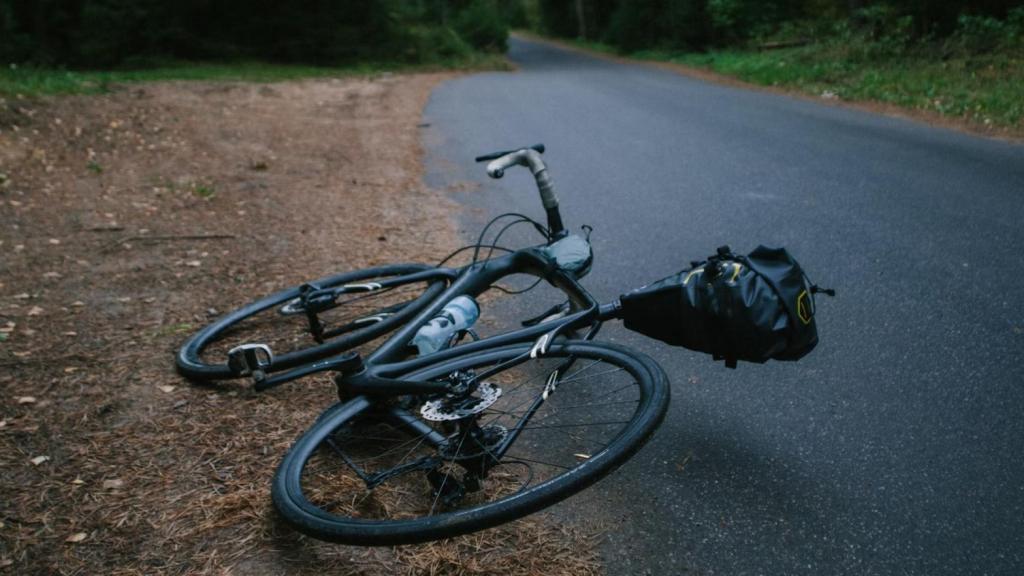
xmin=439 ymin=425 xmax=508 ymax=460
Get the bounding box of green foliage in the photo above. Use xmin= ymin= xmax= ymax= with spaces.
xmin=536 ymin=0 xmax=579 ymax=37
xmin=454 ymin=0 xmax=510 ymax=52
xmin=500 ymin=0 xmax=530 ymax=28
xmin=191 ymin=183 xmax=216 ymax=199
xmin=402 ymin=25 xmax=474 ymax=62
xmin=663 ymin=36 xmax=1024 ymax=129
xmin=605 ymin=2 xmax=663 ymax=52
xmin=707 ymin=0 xmax=744 ymax=40
xmin=850 ymin=3 xmax=914 ymax=57
xmin=0 ymin=56 xmax=510 ymax=97
xmin=0 ymin=0 xmax=518 ymax=68
xmin=76 ymin=0 xmax=149 ymax=66
xmin=535 ymin=1 xmax=1024 ymax=52
xmin=537 ymin=0 xmax=1023 ymax=131
xmin=949 ymin=7 xmax=1024 ymax=54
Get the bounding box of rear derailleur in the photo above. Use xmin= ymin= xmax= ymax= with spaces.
xmin=420 ymin=371 xmax=508 ymax=507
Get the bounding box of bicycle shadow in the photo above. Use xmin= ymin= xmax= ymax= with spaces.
xmin=566 ymin=410 xmax=876 ymax=574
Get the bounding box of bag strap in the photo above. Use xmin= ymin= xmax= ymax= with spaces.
xmin=811 ymin=284 xmax=836 ymax=297
xmin=702 ymin=257 xmax=740 ymax=369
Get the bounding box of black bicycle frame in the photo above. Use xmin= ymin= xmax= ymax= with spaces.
xmin=248 ymin=147 xmax=641 ymax=484
xmin=253 ymin=142 xmax=623 ymax=394
xmin=254 ymin=244 xmax=622 ymax=393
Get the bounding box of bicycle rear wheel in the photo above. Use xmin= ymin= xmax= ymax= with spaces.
xmin=271 ymin=341 xmax=670 ymax=545
xmin=176 ymin=264 xmax=448 ymax=381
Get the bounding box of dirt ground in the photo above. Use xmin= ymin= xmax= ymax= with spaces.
xmin=0 ymin=74 xmax=599 ymax=574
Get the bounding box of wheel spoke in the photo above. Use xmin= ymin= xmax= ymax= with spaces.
xmin=483 ymin=398 xmax=637 ymax=418
xmin=515 ymin=420 xmax=631 ymax=430
xmin=282 ymin=342 xmax=663 ymax=542
xmin=195 ymin=273 xmax=430 ymax=365
xmin=500 ymin=454 xmax=573 ymax=471
xmin=430 ymin=429 xmax=469 ymax=516
xmin=553 ymin=366 xmax=625 ymax=386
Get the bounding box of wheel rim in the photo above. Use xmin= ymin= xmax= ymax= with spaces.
xmin=290 ymin=344 xmax=656 ymax=533
xmin=195 ymin=274 xmax=432 ymax=368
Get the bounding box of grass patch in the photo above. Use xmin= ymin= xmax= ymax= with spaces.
xmin=537 ymin=31 xmax=1023 ymax=132
xmin=663 ymin=45 xmax=1023 ymax=129
xmin=152 ymin=322 xmax=194 ymax=338
xmin=0 ymin=54 xmax=510 ymax=97
xmin=191 ymin=183 xmax=216 ymax=199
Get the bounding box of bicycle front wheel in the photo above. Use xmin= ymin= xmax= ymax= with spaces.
xmin=271 ymin=341 xmax=670 ymax=545
xmin=176 ymin=264 xmax=448 ymax=381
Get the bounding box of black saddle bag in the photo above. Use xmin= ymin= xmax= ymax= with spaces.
xmin=619 ymin=245 xmax=831 ymax=367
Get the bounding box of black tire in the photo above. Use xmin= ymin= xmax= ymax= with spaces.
xmin=176 ymin=264 xmax=448 ymax=381
xmin=271 ymin=341 xmax=670 ymax=545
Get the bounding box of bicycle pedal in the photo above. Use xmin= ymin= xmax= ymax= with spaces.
xmin=227 ymin=343 xmax=273 ymax=378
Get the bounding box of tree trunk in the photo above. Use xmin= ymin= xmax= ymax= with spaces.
xmin=575 ymin=0 xmax=587 ymax=40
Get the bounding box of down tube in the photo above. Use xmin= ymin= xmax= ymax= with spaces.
xmin=367 ymin=250 xmax=598 ymax=374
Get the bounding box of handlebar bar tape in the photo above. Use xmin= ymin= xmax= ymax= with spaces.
xmin=475 ymin=143 xmax=545 ymax=163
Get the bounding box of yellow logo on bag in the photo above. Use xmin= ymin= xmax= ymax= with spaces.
xmin=796 ymin=290 xmax=813 ymax=325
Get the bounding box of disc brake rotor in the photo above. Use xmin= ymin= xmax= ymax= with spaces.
xmin=420 ymin=381 xmax=502 ymax=422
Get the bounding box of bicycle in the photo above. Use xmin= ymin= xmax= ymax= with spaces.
xmin=176 ymin=144 xmax=820 ymax=546
xmin=175 ymin=144 xmax=589 ymax=387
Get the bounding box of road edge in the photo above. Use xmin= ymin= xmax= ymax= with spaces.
xmin=513 ymin=31 xmax=1023 ymax=145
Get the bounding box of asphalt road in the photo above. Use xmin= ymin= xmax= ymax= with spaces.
xmin=421 ymin=37 xmax=1024 ymax=575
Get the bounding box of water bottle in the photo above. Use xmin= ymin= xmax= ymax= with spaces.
xmin=411 ymin=296 xmax=480 ymax=355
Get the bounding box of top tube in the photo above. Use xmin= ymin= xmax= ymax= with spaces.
xmin=366 ymin=247 xmax=595 ymax=369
